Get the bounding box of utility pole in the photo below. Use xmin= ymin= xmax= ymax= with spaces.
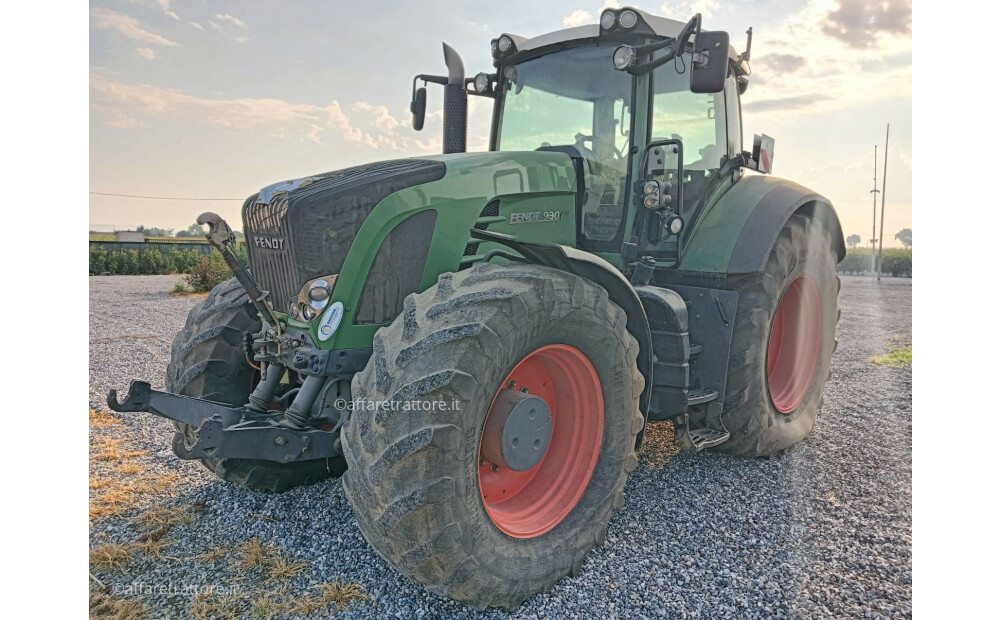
xmin=870 ymin=145 xmax=880 ymax=275
xmin=877 ymin=124 xmax=889 ymax=281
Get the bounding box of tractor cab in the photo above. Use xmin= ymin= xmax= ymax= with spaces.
xmin=412 ymin=6 xmax=757 ymax=266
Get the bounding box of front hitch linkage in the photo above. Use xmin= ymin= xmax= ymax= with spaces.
xmin=196 ymin=211 xmax=281 ymax=330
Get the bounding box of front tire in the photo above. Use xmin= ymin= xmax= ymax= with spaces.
xmin=341 ymin=263 xmax=644 ymax=610
xmin=713 ymin=214 xmax=840 ymax=457
xmin=166 ymin=278 xmax=344 ymax=492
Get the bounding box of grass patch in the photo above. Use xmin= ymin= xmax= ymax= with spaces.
xmin=289 ymin=580 xmax=370 ymax=615
xmin=90 ymin=543 xmax=139 ymax=571
xmin=871 ymin=336 xmax=912 ymax=368
xmin=190 ymin=547 xmax=228 ymax=563
xmin=90 ymin=409 xmax=121 ymax=428
xmin=90 ymin=589 xmax=147 ymax=620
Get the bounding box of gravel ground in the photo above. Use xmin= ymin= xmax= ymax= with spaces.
xmin=89 ymin=274 xmax=911 ymax=619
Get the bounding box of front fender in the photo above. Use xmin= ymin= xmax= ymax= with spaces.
xmin=681 ymin=175 xmax=846 ymax=275
xmin=470 ymin=229 xmax=654 ymax=447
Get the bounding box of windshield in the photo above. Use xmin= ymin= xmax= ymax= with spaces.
xmin=497 ymin=44 xmax=633 ymax=243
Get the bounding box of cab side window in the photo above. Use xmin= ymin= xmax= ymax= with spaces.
xmin=650 ymin=57 xmax=729 ymax=215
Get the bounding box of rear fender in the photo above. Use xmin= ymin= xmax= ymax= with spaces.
xmin=681 ymin=175 xmax=846 ymax=275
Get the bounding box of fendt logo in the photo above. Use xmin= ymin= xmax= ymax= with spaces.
xmin=253 ymin=236 xmax=286 ymax=250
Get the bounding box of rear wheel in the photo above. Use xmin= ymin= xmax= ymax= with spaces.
xmin=166 ymin=278 xmax=345 ymax=492
xmin=341 ymin=263 xmax=644 ymax=610
xmin=712 ymin=214 xmax=840 ymax=457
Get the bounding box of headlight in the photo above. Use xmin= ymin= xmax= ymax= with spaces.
xmin=643 ymin=181 xmax=659 ymax=196
xmin=666 ymin=214 xmax=684 ymax=235
xmin=497 ymin=35 xmax=513 ymax=54
xmin=612 ymin=45 xmax=636 ymax=71
xmin=618 ymin=9 xmax=638 ymax=29
xmin=643 ymin=195 xmax=659 ymax=209
xmin=600 ymin=10 xmax=616 ymax=30
xmin=308 ymin=284 xmax=330 ymax=303
xmin=295 ymin=275 xmax=338 ymax=320
xmin=474 ymin=73 xmax=491 ymax=94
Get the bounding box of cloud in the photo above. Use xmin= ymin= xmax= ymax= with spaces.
xmin=105 ymin=112 xmax=145 ymax=129
xmin=737 ymin=0 xmax=911 ymax=114
xmin=822 ymin=0 xmax=911 ymax=48
xmin=127 ymin=0 xmax=179 ymax=20
xmin=757 ymin=53 xmax=806 ymax=73
xmin=563 ymin=10 xmax=593 ymax=28
xmin=214 ymin=14 xmax=247 ymax=28
xmin=92 ymin=8 xmax=180 ymax=46
xmin=155 ymin=0 xmax=178 ymax=20
xmin=562 ymin=2 xmax=621 ymax=28
xmin=209 ymin=19 xmax=250 ymax=43
xmin=190 ymin=22 xmax=204 ymax=31
xmin=326 ymin=101 xmax=378 ymax=147
xmin=89 ymin=74 xmax=435 ymax=153
xmin=136 ymin=47 xmax=156 ymax=60
xmin=743 ymin=94 xmax=831 ymax=112
xmin=660 ymin=0 xmax=720 ymax=20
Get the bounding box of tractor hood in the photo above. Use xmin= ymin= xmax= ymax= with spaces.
xmin=242 ymin=151 xmax=578 ymax=316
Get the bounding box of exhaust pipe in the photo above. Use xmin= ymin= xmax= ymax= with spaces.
xmin=442 ymin=42 xmax=467 ymax=154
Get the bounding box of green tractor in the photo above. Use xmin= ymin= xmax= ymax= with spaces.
xmin=109 ymin=6 xmax=843 ymax=610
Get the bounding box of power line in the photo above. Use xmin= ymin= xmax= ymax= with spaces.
xmin=90 ymin=191 xmax=244 ymax=201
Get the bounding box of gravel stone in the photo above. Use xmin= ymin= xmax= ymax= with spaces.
xmin=89 ymin=274 xmax=911 ymax=618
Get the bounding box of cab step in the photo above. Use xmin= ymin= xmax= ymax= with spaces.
xmin=685 ymin=387 xmax=718 ymax=405
xmin=683 ymin=402 xmax=730 ymax=451
xmin=688 ymin=426 xmax=731 ymax=451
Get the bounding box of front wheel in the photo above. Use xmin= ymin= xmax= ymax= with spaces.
xmin=341 ymin=263 xmax=644 ymax=610
xmin=166 ymin=278 xmax=345 ymax=492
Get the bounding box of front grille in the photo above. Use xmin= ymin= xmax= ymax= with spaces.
xmin=242 ymin=158 xmax=447 ymax=315
xmin=244 ymin=195 xmax=299 ymax=310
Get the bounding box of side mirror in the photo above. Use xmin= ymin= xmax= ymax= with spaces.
xmin=411 ymin=87 xmax=427 ymax=131
xmin=690 ymin=31 xmax=729 ymax=94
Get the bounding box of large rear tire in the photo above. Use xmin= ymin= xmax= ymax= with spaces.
xmin=166 ymin=278 xmax=344 ymax=492
xmin=341 ymin=263 xmax=644 ymax=610
xmin=712 ymin=214 xmax=840 ymax=457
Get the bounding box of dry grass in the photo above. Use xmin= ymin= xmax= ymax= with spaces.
xmin=190 ymin=547 xmax=228 ymax=563
xmin=133 ymin=502 xmax=201 ymax=530
xmin=90 ymin=543 xmax=139 ymax=571
xmin=189 ymin=587 xmax=251 ymax=620
xmin=116 ymin=462 xmax=143 ymax=475
xmin=89 ymin=474 xmax=180 ymax=520
xmin=234 ymin=538 xmax=281 ymax=572
xmin=288 ymin=579 xmax=370 ymax=615
xmin=90 ymin=409 xmax=122 ymax=428
xmin=90 ymin=403 xmax=182 ymax=520
xmin=264 ymin=556 xmax=309 ymax=583
xmin=90 ymin=589 xmax=147 ymax=620
xmin=91 ymin=437 xmax=149 ymax=462
xmin=638 ymin=420 xmax=681 ymax=469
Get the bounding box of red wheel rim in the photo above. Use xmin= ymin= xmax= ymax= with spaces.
xmin=478 ymin=344 xmax=604 ymax=538
xmin=766 ymin=274 xmax=823 ymax=414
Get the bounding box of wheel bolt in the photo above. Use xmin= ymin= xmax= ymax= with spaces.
xmin=520 ymin=387 xmax=528 ymax=393
xmin=507 ymin=380 xmax=516 ymax=388
xmin=490 ymin=464 xmax=499 ymax=473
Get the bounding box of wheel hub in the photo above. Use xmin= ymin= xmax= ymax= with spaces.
xmin=766 ymin=273 xmax=823 ymax=414
xmin=481 ymin=389 xmax=552 ymax=472
xmin=477 ymin=344 xmax=604 ymax=539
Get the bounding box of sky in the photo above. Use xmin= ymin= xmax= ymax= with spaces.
xmin=89 ymin=0 xmax=912 ymax=247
